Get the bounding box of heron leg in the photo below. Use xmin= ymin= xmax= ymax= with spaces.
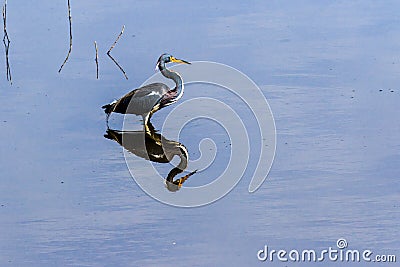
xmin=105 ymin=113 xmax=111 ymax=128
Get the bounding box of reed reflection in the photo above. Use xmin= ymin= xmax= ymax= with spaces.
xmin=104 ymin=122 xmax=196 ymax=192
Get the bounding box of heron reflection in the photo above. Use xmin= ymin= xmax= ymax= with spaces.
xmin=102 ymin=53 xmax=190 ymax=125
xmin=104 ymin=122 xmax=196 ymax=192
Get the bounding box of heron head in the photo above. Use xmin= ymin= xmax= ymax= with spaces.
xmin=156 ymin=53 xmax=191 ymax=70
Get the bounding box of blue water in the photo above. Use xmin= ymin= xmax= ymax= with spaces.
xmin=1 ymin=1 xmax=399 ymax=266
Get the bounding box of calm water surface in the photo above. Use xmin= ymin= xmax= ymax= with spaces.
xmin=1 ymin=1 xmax=399 ymax=266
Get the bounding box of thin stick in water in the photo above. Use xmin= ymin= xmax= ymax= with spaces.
xmin=107 ymin=25 xmax=124 ymax=54
xmin=58 ymin=0 xmax=72 ymax=73
xmin=107 ymin=25 xmax=128 ymax=80
xmin=107 ymin=53 xmax=128 ymax=80
xmin=94 ymin=41 xmax=99 ymax=79
xmin=2 ymin=0 xmax=11 ymax=84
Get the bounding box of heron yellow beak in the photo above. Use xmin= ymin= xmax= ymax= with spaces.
xmin=171 ymin=56 xmax=191 ymax=64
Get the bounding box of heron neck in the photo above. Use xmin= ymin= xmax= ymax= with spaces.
xmin=166 ymin=145 xmax=188 ymax=182
xmin=176 ymin=146 xmax=188 ymax=170
xmin=159 ymin=63 xmax=184 ymax=99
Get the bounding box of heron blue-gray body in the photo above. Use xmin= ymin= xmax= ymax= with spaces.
xmin=102 ymin=53 xmax=190 ymax=125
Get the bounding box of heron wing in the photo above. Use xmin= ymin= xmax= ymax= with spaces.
xmin=113 ymin=83 xmax=170 ymax=115
xmin=105 ymin=129 xmax=171 ymax=163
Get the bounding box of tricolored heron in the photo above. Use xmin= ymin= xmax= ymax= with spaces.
xmin=104 ymin=122 xmax=197 ymax=192
xmin=102 ymin=53 xmax=190 ymax=125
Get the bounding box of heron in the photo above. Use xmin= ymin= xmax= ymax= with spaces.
xmin=104 ymin=122 xmax=197 ymax=192
xmin=102 ymin=53 xmax=191 ymax=125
